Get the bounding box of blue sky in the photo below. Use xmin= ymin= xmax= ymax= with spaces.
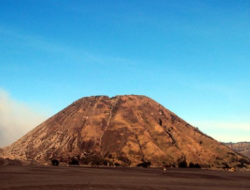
xmin=0 ymin=0 xmax=250 ymax=146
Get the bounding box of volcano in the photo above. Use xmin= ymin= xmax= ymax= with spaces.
xmin=1 ymin=95 xmax=249 ymax=169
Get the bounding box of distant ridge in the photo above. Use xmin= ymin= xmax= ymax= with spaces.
xmin=1 ymin=95 xmax=249 ymax=169
xmin=224 ymin=142 xmax=250 ymax=159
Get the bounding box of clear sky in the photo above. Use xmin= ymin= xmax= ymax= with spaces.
xmin=0 ymin=0 xmax=250 ymax=147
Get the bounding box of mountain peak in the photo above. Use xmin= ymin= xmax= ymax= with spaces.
xmin=1 ymin=95 xmax=249 ymax=169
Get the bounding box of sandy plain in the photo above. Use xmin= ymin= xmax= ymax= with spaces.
xmin=0 ymin=166 xmax=249 ymax=190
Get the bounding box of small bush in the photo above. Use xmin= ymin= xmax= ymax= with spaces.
xmin=189 ymin=162 xmax=201 ymax=168
xmin=158 ymin=119 xmax=162 ymax=126
xmin=114 ymin=163 xmax=121 ymax=167
xmin=118 ymin=156 xmax=131 ymax=166
xmin=51 ymin=159 xmax=59 ymax=166
xmin=137 ymin=161 xmax=151 ymax=168
xmin=69 ymin=158 xmax=79 ymax=165
xmin=222 ymin=162 xmax=230 ymax=169
xmin=239 ymin=158 xmax=250 ymax=165
xmin=178 ymin=160 xmax=187 ymax=168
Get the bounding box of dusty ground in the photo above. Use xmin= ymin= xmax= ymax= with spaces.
xmin=0 ymin=166 xmax=249 ymax=190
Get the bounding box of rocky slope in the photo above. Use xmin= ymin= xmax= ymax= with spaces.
xmin=1 ymin=95 xmax=249 ymax=169
xmin=224 ymin=142 xmax=250 ymax=159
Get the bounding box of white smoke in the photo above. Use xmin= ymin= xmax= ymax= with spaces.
xmin=0 ymin=89 xmax=49 ymax=147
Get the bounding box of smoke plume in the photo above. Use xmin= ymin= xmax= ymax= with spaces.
xmin=0 ymin=89 xmax=48 ymax=147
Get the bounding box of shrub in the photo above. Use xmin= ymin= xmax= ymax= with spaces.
xmin=239 ymin=158 xmax=250 ymax=165
xmin=118 ymin=156 xmax=131 ymax=166
xmin=69 ymin=158 xmax=79 ymax=165
xmin=178 ymin=160 xmax=187 ymax=168
xmin=137 ymin=161 xmax=151 ymax=168
xmin=51 ymin=159 xmax=59 ymax=166
xmin=189 ymin=162 xmax=201 ymax=168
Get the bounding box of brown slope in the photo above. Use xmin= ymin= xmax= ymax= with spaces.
xmin=1 ymin=95 xmax=249 ymax=168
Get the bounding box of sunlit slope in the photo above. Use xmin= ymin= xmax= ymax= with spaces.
xmin=1 ymin=95 xmax=249 ymax=169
